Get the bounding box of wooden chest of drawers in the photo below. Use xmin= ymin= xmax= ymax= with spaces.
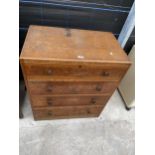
xmin=20 ymin=25 xmax=131 ymax=120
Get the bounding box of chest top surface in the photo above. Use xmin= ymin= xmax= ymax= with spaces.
xmin=20 ymin=25 xmax=130 ymax=64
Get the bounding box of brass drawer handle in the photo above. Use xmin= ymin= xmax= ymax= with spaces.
xmin=47 ymin=111 xmax=52 ymax=116
xmin=47 ymin=98 xmax=53 ymax=106
xmin=96 ymin=85 xmax=102 ymax=91
xmin=78 ymin=65 xmax=82 ymax=69
xmin=47 ymin=85 xmax=52 ymax=92
xmin=102 ymin=71 xmax=110 ymax=76
xmin=87 ymin=109 xmax=91 ymax=114
xmin=91 ymin=98 xmax=96 ymax=104
xmin=47 ymin=69 xmax=52 ymax=75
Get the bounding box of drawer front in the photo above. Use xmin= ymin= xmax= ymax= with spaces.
xmin=28 ymin=81 xmax=117 ymax=95
xmin=24 ymin=64 xmax=126 ymax=81
xmin=31 ymin=95 xmax=110 ymax=107
xmin=33 ymin=105 xmax=104 ymax=120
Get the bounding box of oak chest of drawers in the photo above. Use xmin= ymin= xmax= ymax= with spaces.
xmin=20 ymin=25 xmax=131 ymax=120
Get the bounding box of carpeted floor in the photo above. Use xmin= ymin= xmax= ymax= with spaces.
xmin=19 ymin=90 xmax=135 ymax=155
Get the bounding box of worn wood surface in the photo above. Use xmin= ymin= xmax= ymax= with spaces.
xmin=28 ymin=81 xmax=117 ymax=95
xmin=20 ymin=25 xmax=131 ymax=120
xmin=23 ymin=62 xmax=128 ymax=81
xmin=31 ymin=95 xmax=110 ymax=107
xmin=20 ymin=26 xmax=130 ymax=64
xmin=33 ymin=105 xmax=104 ymax=120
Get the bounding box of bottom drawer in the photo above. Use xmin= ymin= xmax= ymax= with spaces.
xmin=33 ymin=105 xmax=104 ymax=120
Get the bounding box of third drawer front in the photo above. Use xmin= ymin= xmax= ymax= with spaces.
xmin=31 ymin=95 xmax=110 ymax=107
xmin=28 ymin=81 xmax=117 ymax=95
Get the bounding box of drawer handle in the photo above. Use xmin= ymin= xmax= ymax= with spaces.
xmin=96 ymin=85 xmax=102 ymax=91
xmin=91 ymin=98 xmax=96 ymax=104
xmin=47 ymin=98 xmax=53 ymax=106
xmin=47 ymin=69 xmax=52 ymax=75
xmin=78 ymin=65 xmax=82 ymax=69
xmin=47 ymin=111 xmax=52 ymax=116
xmin=87 ymin=109 xmax=91 ymax=114
xmin=102 ymin=71 xmax=110 ymax=76
xmin=47 ymin=85 xmax=52 ymax=92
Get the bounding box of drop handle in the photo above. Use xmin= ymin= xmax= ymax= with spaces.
xmin=102 ymin=71 xmax=110 ymax=76
xmin=91 ymin=98 xmax=96 ymax=104
xmin=96 ymin=85 xmax=102 ymax=91
xmin=87 ymin=109 xmax=91 ymax=114
xmin=47 ymin=111 xmax=52 ymax=116
xmin=47 ymin=69 xmax=52 ymax=75
xmin=47 ymin=98 xmax=53 ymax=106
xmin=47 ymin=85 xmax=52 ymax=92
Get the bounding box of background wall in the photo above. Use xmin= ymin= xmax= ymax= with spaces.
xmin=19 ymin=0 xmax=135 ymax=79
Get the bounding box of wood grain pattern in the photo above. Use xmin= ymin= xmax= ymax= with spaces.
xmin=23 ymin=62 xmax=127 ymax=81
xmin=20 ymin=25 xmax=130 ymax=64
xmin=33 ymin=105 xmax=104 ymax=120
xmin=28 ymin=81 xmax=117 ymax=95
xmin=31 ymin=95 xmax=110 ymax=107
xmin=20 ymin=25 xmax=131 ymax=120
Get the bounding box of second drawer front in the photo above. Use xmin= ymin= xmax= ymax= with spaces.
xmin=33 ymin=105 xmax=104 ymax=120
xmin=31 ymin=95 xmax=110 ymax=107
xmin=28 ymin=81 xmax=117 ymax=95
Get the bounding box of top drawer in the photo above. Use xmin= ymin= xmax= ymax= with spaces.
xmin=23 ymin=63 xmax=128 ymax=81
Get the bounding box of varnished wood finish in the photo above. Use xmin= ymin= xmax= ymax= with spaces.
xmin=31 ymin=95 xmax=110 ymax=107
xmin=33 ymin=105 xmax=104 ymax=120
xmin=23 ymin=63 xmax=127 ymax=81
xmin=20 ymin=26 xmax=131 ymax=64
xmin=28 ymin=81 xmax=117 ymax=95
xmin=20 ymin=25 xmax=131 ymax=120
